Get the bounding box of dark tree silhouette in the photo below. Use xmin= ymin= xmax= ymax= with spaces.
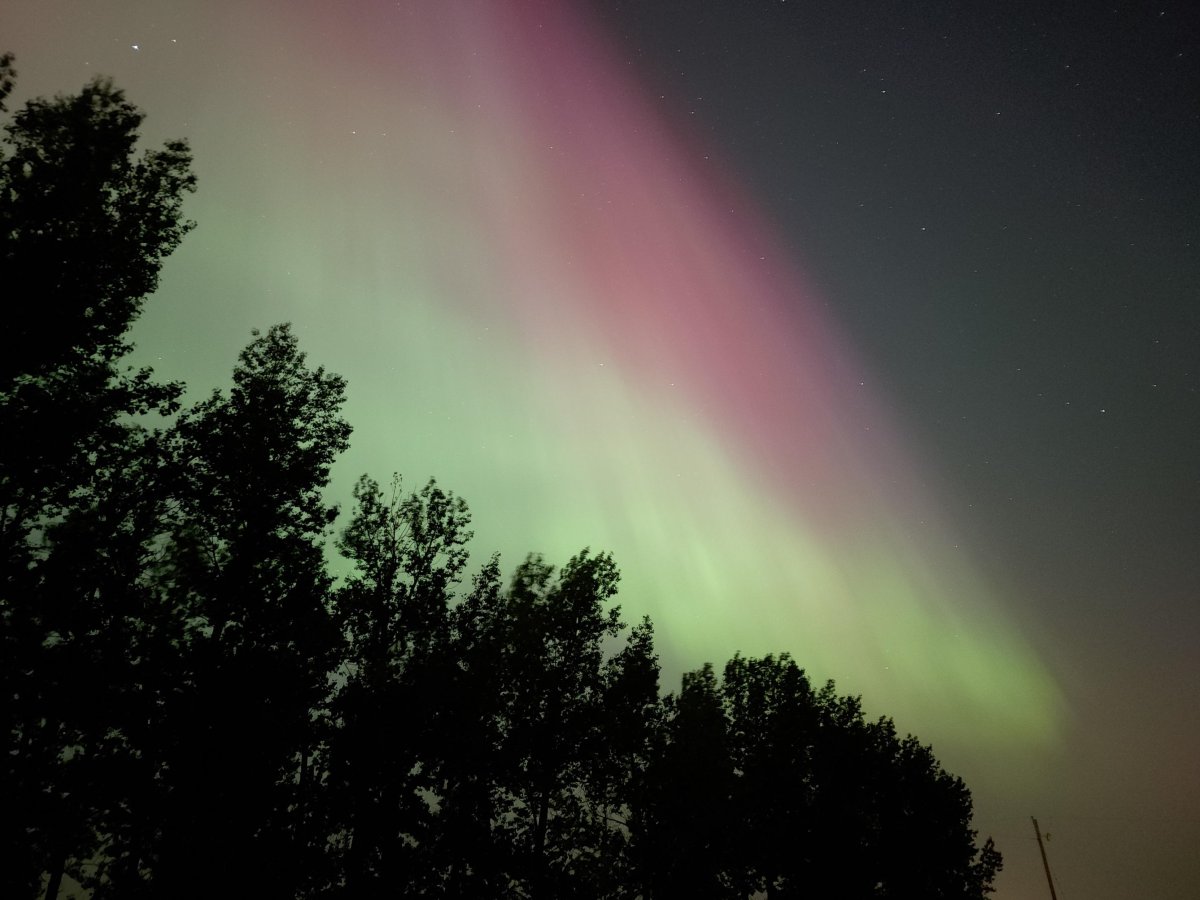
xmin=440 ymin=551 xmax=661 ymax=899
xmin=635 ymin=663 xmax=739 ymax=900
xmin=0 ymin=72 xmax=192 ymax=549
xmin=321 ymin=474 xmax=472 ymax=898
xmin=0 ymin=64 xmax=194 ymax=899
xmin=639 ymin=654 xmax=1002 ymax=899
xmin=0 ymin=53 xmax=14 ymax=112
xmin=138 ymin=324 xmax=352 ymax=899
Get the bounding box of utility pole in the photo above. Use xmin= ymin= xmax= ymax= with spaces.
xmin=1031 ymin=816 xmax=1059 ymax=900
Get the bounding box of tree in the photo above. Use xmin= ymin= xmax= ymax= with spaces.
xmin=334 ymin=474 xmax=472 ymax=680
xmin=584 ymin=614 xmax=661 ymax=898
xmin=136 ymin=324 xmax=352 ymax=899
xmin=0 ymin=53 xmax=14 ymax=112
xmin=320 ymin=473 xmax=472 ymax=898
xmin=634 ymin=663 xmax=739 ymax=900
xmin=442 ymin=551 xmax=660 ymax=899
xmin=0 ymin=71 xmax=193 ymax=552
xmin=0 ymin=63 xmax=194 ymax=899
xmin=641 ymin=653 xmax=1003 ymax=900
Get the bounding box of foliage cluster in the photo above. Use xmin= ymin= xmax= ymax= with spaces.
xmin=0 ymin=66 xmax=1000 ymax=899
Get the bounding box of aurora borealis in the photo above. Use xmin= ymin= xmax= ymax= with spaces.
xmin=5 ymin=0 xmax=1197 ymax=897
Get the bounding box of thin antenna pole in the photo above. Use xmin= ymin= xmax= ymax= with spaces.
xmin=1031 ymin=816 xmax=1059 ymax=900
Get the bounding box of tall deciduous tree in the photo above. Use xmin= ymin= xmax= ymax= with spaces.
xmin=321 ymin=473 xmax=472 ymax=898
xmin=0 ymin=72 xmax=193 ymax=550
xmin=141 ymin=324 xmax=351 ymax=899
xmin=635 ymin=662 xmax=739 ymax=900
xmin=641 ymin=653 xmax=1002 ymax=899
xmin=443 ymin=550 xmax=660 ymax=899
xmin=0 ymin=64 xmax=194 ymax=899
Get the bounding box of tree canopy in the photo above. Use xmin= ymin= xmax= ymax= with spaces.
xmin=1 ymin=63 xmax=1001 ymax=900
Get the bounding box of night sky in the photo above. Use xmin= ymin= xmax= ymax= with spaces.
xmin=5 ymin=1 xmax=1198 ymax=897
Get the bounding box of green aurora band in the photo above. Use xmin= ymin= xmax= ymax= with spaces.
xmin=19 ymin=0 xmax=1063 ymax=748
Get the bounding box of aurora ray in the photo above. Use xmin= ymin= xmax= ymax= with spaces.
xmin=35 ymin=0 xmax=1062 ymax=745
